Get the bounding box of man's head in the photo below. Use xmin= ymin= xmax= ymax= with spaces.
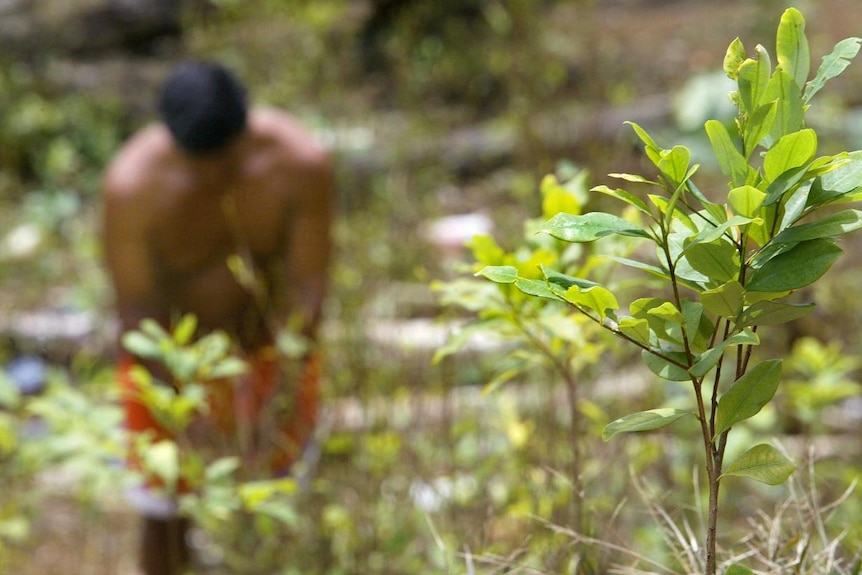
xmin=158 ymin=61 xmax=248 ymax=155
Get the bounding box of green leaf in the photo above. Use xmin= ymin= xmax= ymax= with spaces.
xmin=626 ymin=121 xmax=662 ymax=165
xmin=715 ymin=359 xmax=782 ymax=437
xmin=541 ymin=212 xmax=651 ymax=242
xmin=804 ymin=37 xmax=862 ymax=103
xmin=541 ymin=174 xmax=582 ymax=219
xmin=122 ymin=331 xmax=162 ymax=360
xmin=702 ymin=280 xmax=745 ymax=318
xmin=646 ymin=301 xmax=684 ymax=324
xmin=776 ymin=8 xmax=810 ymax=89
xmin=763 ymin=129 xmax=817 ymax=183
xmin=206 ymin=456 xmax=242 ymax=482
xmin=143 ymin=440 xmax=180 ymax=487
xmin=743 ymin=101 xmax=777 ymax=157
xmin=737 ymin=47 xmax=772 ymax=113
xmin=563 ymin=285 xmax=619 ymax=320
xmin=514 ymin=278 xmax=564 ymax=301
xmin=542 ymin=266 xmax=601 ymax=290
xmin=643 ymin=350 xmax=691 ymax=381
xmin=729 ymin=185 xmax=766 ymax=218
xmin=657 ymin=145 xmax=692 ymax=187
xmin=747 ymin=239 xmax=842 ymax=292
xmin=591 ymin=184 xmax=652 ymax=215
xmin=726 ymin=564 xmax=755 ymax=575
xmin=689 ymin=330 xmax=759 ymax=378
xmin=722 ymin=443 xmax=796 ymax=485
xmin=602 ymin=408 xmax=692 ymax=441
xmin=207 ymin=357 xmax=248 ymax=379
xmin=738 ymin=300 xmax=814 ymax=328
xmin=816 ymin=151 xmax=862 ymax=194
xmin=618 ymin=317 xmax=652 ymax=345
xmin=705 ymin=120 xmax=749 ymax=187
xmin=684 ymin=240 xmax=740 ymax=283
xmin=476 ymin=265 xmax=518 ymax=284
xmin=469 ymin=234 xmax=506 ymax=266
xmin=172 ymin=314 xmax=198 ymax=345
xmin=763 ymin=68 xmax=805 ymax=141
xmin=724 ymin=37 xmax=746 ymax=79
xmin=772 ymin=209 xmax=862 ymax=244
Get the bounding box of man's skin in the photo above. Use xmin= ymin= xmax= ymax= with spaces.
xmin=102 ymin=107 xmax=333 ymax=574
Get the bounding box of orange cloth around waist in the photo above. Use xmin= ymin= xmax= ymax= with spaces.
xmin=119 ymin=350 xmax=322 ymax=485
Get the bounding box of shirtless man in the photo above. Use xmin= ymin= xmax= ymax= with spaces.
xmin=102 ymin=61 xmax=333 ymax=575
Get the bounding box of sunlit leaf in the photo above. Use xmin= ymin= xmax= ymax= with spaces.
xmin=689 ymin=329 xmax=759 ymax=378
xmin=743 ymin=101 xmax=777 ymax=157
xmin=592 ymin=184 xmax=652 ymax=215
xmin=563 ymin=285 xmax=619 ymax=320
xmin=541 ymin=174 xmax=582 ymax=219
xmin=618 ymin=317 xmax=652 ymax=345
xmin=747 ymin=239 xmax=842 ymax=292
xmin=729 ymin=185 xmax=766 ymax=218
xmin=763 ymin=68 xmax=805 ymax=141
xmin=541 ymin=212 xmax=651 ymax=243
xmin=475 ymin=265 xmax=518 ymax=284
xmin=804 ymin=37 xmax=862 ymax=103
xmin=722 ymin=444 xmax=796 ymax=485
xmin=172 ymin=314 xmax=198 ymax=346
xmin=705 ymin=120 xmax=749 ymax=187
xmin=602 ymin=408 xmax=692 ymax=441
xmin=724 ymin=37 xmax=746 ymax=80
xmin=122 ymin=331 xmax=162 ymax=360
xmin=776 ymin=8 xmax=809 ymax=89
xmin=715 ymin=359 xmax=782 ymax=437
xmin=737 ymin=48 xmax=772 ymax=114
xmin=763 ymin=129 xmax=817 ymax=183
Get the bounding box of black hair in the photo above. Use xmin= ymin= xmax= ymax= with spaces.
xmin=158 ymin=61 xmax=248 ymax=155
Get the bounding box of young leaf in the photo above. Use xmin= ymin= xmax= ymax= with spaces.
xmin=689 ymin=329 xmax=759 ymax=378
xmin=763 ymin=69 xmax=805 ymax=141
xmin=724 ymin=37 xmax=746 ymax=80
xmin=626 ymin=121 xmax=662 ymax=165
xmin=602 ymin=408 xmax=692 ymax=441
xmin=541 ymin=212 xmax=651 ymax=243
xmin=172 ymin=314 xmax=198 ymax=346
xmin=705 ymin=120 xmax=749 ymax=187
xmin=746 ymin=238 xmax=842 ymax=292
xmin=542 ymin=266 xmax=601 ymax=290
xmin=726 ymin=566 xmax=755 ymax=575
xmin=776 ymin=8 xmax=810 ymax=89
xmin=122 ymin=331 xmax=162 ymax=360
xmin=728 ymin=185 xmax=766 ymax=218
xmin=618 ymin=317 xmax=652 ymax=345
xmin=714 ymin=359 xmax=782 ymax=437
xmin=515 ymin=278 xmax=565 ymax=302
xmin=541 ymin=174 xmax=582 ymax=219
xmin=721 ymin=443 xmax=796 ymax=485
xmin=657 ymin=146 xmax=692 ymax=187
xmin=563 ymin=285 xmax=619 ymax=320
xmin=591 ymin=185 xmax=652 ymax=216
xmin=763 ymin=129 xmax=817 ymax=183
xmin=804 ymin=37 xmax=862 ymax=103
xmin=743 ymin=101 xmax=777 ymax=157
xmin=737 ymin=48 xmax=772 ymax=114
xmin=701 ymin=280 xmax=745 ymax=318
xmin=475 ymin=265 xmax=518 ymax=284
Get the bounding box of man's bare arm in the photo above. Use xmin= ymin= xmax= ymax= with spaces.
xmin=282 ymin=148 xmax=334 ymax=343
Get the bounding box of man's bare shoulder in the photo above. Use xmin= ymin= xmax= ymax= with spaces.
xmin=102 ymin=124 xmax=175 ymax=200
xmin=248 ymin=108 xmax=330 ymax=168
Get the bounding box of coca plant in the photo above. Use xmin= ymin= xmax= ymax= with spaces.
xmin=476 ymin=9 xmax=862 ymax=574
